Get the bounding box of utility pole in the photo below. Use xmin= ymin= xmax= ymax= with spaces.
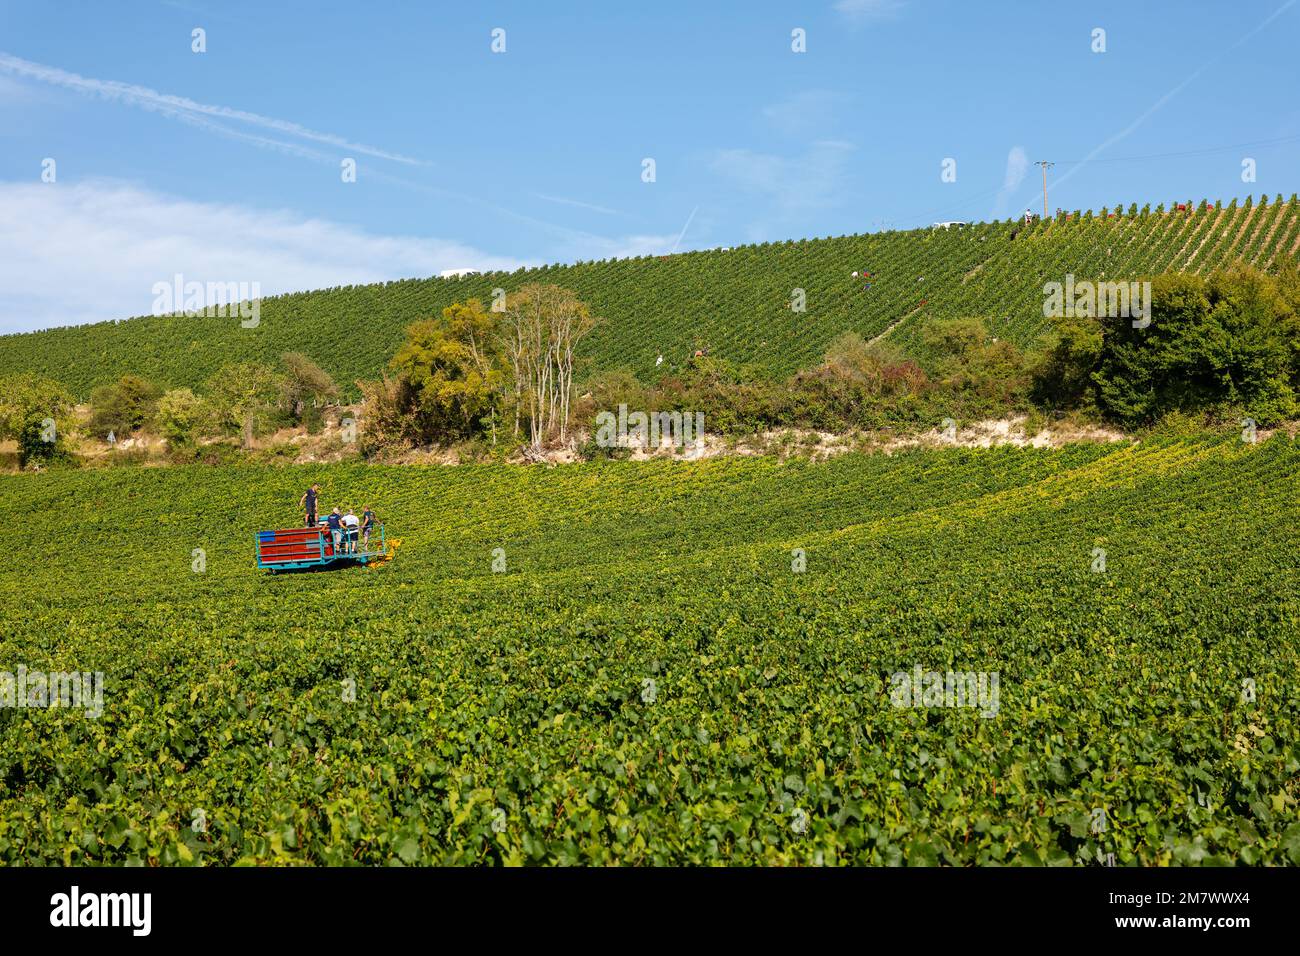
xmin=1036 ymin=161 xmax=1054 ymax=219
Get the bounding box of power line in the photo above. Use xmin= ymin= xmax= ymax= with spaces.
xmin=880 ymin=127 xmax=1300 ymax=232
xmin=1054 ymin=132 xmax=1300 ymax=165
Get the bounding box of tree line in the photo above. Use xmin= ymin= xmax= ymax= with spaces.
xmin=1 ymin=284 xmax=600 ymax=466
xmin=4 ymin=266 xmax=1299 ymax=470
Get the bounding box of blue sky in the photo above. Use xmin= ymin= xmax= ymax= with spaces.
xmin=1 ymin=0 xmax=1297 ymax=333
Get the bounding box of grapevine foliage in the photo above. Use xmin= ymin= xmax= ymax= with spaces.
xmin=0 ymin=436 xmax=1297 ymax=864
xmin=3 ymin=198 xmax=1297 ymax=398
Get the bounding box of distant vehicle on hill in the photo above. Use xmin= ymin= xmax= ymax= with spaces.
xmin=931 ymin=221 xmax=967 ymax=230
xmin=439 ymin=268 xmax=480 ymax=279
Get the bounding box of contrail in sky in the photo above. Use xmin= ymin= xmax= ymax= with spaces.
xmin=0 ymin=51 xmax=425 ymax=165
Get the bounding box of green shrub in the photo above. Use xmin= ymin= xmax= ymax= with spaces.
xmin=1094 ymin=266 xmax=1299 ymax=425
xmin=88 ymin=374 xmax=160 ymax=439
xmin=156 ymin=387 xmax=205 ymax=447
xmin=17 ymin=413 xmax=74 ymax=468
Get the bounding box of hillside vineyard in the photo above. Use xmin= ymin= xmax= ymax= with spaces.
xmin=3 ymin=196 xmax=1298 ymax=397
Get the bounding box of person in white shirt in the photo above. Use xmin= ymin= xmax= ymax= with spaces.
xmin=342 ymin=508 xmax=360 ymax=553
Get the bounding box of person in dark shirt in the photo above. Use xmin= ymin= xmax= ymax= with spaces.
xmin=361 ymin=505 xmax=375 ymax=551
xmin=325 ymin=508 xmax=343 ymax=553
xmin=299 ymin=484 xmax=320 ymax=528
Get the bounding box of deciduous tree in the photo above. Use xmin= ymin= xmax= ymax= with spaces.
xmin=496 ymin=284 xmax=600 ymax=446
xmin=389 ymin=300 xmax=504 ymax=443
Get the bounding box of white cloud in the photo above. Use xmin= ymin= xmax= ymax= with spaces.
xmin=0 ymin=51 xmax=423 ymax=165
xmin=0 ymin=53 xmax=674 ymax=259
xmin=557 ymin=231 xmax=686 ymax=261
xmin=0 ymin=180 xmax=528 ymax=334
xmin=761 ymin=91 xmax=847 ymax=137
xmin=1002 ymin=146 xmax=1029 ymax=191
xmin=834 ymin=0 xmax=906 ymax=23
xmin=0 ymin=180 xmax=697 ymax=334
xmin=711 ymin=140 xmax=856 ymax=221
xmin=992 ymin=145 xmax=1030 ymax=219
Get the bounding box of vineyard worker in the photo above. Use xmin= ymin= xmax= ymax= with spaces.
xmin=342 ymin=508 xmax=360 ymax=553
xmin=361 ymin=505 xmax=376 ymax=550
xmin=325 ymin=508 xmax=344 ymax=553
xmin=299 ymin=483 xmax=320 ymax=528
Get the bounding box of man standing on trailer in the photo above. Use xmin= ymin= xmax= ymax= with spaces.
xmin=342 ymin=508 xmax=360 ymax=553
xmin=360 ymin=505 xmax=376 ymax=551
xmin=325 ymin=508 xmax=344 ymax=553
xmin=299 ymin=483 xmax=320 ymax=528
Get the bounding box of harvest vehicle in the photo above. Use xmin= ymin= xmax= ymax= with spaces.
xmin=254 ymin=524 xmax=387 ymax=572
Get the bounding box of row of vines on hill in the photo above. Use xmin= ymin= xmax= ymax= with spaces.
xmin=1 ymin=197 xmax=1297 ymax=397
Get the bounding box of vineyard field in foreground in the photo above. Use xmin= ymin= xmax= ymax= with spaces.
xmin=2 ymin=197 xmax=1298 ymax=397
xmin=1 ymin=436 xmax=1298 ymax=864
